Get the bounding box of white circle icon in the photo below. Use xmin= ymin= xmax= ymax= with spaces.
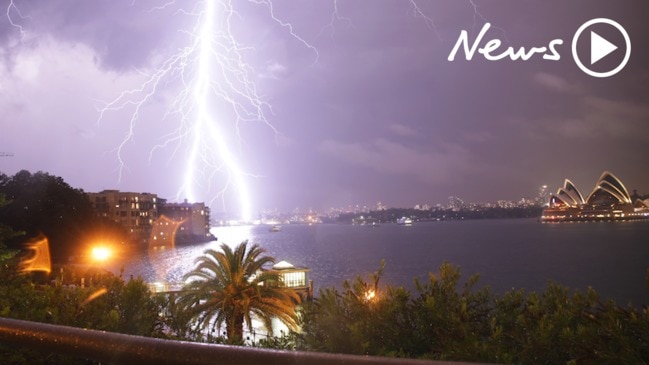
xmin=572 ymin=18 xmax=631 ymax=78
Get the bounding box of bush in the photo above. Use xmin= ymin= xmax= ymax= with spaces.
xmin=0 ymin=265 xmax=164 ymax=364
xmin=298 ymin=262 xmax=649 ymax=363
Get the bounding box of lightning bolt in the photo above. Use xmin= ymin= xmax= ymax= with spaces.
xmin=468 ymin=0 xmax=510 ymax=43
xmin=4 ymin=0 xmax=506 ymax=222
xmin=408 ymin=0 xmax=443 ymax=41
xmin=407 ymin=0 xmax=510 ymax=43
xmin=319 ymin=0 xmax=353 ymax=41
xmin=249 ymin=0 xmax=320 ymax=65
xmin=5 ymin=0 xmax=28 ymax=40
xmin=96 ymin=0 xmax=318 ymax=222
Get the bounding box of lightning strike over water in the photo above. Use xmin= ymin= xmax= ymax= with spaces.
xmin=97 ymin=0 xmax=318 ymax=222
xmin=3 ymin=0 xmax=509 ymax=221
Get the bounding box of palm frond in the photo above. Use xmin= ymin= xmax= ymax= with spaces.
xmin=175 ymin=240 xmax=300 ymax=343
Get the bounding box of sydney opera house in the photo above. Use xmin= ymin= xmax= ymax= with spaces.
xmin=541 ymin=171 xmax=649 ymax=222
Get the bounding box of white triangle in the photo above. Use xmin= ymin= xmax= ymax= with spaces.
xmin=591 ymin=31 xmax=617 ymax=65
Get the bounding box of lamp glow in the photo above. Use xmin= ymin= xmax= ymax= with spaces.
xmin=91 ymin=246 xmax=112 ymax=262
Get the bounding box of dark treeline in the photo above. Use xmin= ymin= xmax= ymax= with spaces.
xmin=0 ymin=170 xmax=127 ymax=262
xmin=337 ymin=207 xmax=543 ymax=224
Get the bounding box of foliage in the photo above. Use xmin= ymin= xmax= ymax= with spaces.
xmin=298 ymin=262 xmax=649 ymax=363
xmin=0 ymin=170 xmax=127 ymax=262
xmin=0 ymin=264 xmax=164 ymax=364
xmin=175 ymin=241 xmax=301 ymax=344
xmin=487 ymin=285 xmax=649 ymax=363
xmin=0 ymin=192 xmax=22 ymax=264
xmin=253 ymin=331 xmax=301 ymax=350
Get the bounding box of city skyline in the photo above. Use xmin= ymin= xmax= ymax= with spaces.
xmin=1 ymin=1 xmax=648 ymax=217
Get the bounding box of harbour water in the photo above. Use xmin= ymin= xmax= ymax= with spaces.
xmin=110 ymin=219 xmax=649 ymax=306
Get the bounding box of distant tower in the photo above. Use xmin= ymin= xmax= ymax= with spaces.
xmin=538 ymin=185 xmax=549 ymax=199
xmin=537 ymin=185 xmax=549 ymax=205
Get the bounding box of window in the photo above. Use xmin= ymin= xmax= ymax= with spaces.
xmin=281 ymin=272 xmax=306 ymax=288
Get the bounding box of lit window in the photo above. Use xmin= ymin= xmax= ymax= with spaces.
xmin=280 ymin=272 xmax=306 ymax=288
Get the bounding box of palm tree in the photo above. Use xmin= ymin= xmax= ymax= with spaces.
xmin=178 ymin=241 xmax=300 ymax=343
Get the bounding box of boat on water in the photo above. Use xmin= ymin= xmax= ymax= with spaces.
xmin=269 ymin=225 xmax=282 ymax=232
xmin=397 ymin=217 xmax=413 ymax=226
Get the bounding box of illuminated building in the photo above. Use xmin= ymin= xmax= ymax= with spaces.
xmin=541 ymin=171 xmax=649 ymax=222
xmin=88 ymin=191 xmax=212 ymax=244
xmin=87 ymin=190 xmax=158 ymax=244
xmin=271 ymin=261 xmax=313 ymax=301
xmin=158 ymin=199 xmax=212 ymax=243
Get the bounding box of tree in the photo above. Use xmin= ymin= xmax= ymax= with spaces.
xmin=177 ymin=241 xmax=300 ymax=344
xmin=0 ymin=267 xmax=164 ymax=365
xmin=298 ymin=262 xmax=649 ymax=363
xmin=0 ymin=193 xmax=22 ymax=264
xmin=0 ymin=170 xmax=126 ymax=262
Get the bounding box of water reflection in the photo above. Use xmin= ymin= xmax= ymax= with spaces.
xmin=148 ymin=216 xmax=184 ymax=283
xmin=111 ymin=220 xmax=649 ymax=305
xmin=210 ymin=225 xmax=254 ymax=247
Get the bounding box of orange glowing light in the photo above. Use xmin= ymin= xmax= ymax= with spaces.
xmin=21 ymin=236 xmax=52 ymax=274
xmin=81 ymin=288 xmax=108 ymax=306
xmin=91 ymin=246 xmax=112 ymax=262
xmin=364 ymin=289 xmax=377 ymax=302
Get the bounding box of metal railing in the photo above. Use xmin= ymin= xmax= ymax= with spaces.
xmin=0 ymin=317 xmax=488 ymax=365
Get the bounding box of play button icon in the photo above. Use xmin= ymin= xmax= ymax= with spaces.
xmin=590 ymin=31 xmax=617 ymax=65
xmin=572 ymin=18 xmax=631 ymax=78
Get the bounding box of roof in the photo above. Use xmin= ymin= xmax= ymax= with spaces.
xmin=272 ymin=260 xmax=310 ymax=272
xmin=273 ymin=261 xmax=295 ymax=269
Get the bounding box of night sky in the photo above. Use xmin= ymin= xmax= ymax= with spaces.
xmin=1 ymin=1 xmax=648 ymax=217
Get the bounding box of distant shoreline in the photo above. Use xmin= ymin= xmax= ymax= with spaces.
xmin=335 ymin=206 xmax=543 ymax=224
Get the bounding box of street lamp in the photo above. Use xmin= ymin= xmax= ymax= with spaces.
xmin=82 ymin=244 xmax=114 ymax=288
xmin=91 ymin=246 xmax=112 ymax=262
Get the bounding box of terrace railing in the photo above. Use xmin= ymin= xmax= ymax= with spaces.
xmin=0 ymin=317 xmax=488 ymax=365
